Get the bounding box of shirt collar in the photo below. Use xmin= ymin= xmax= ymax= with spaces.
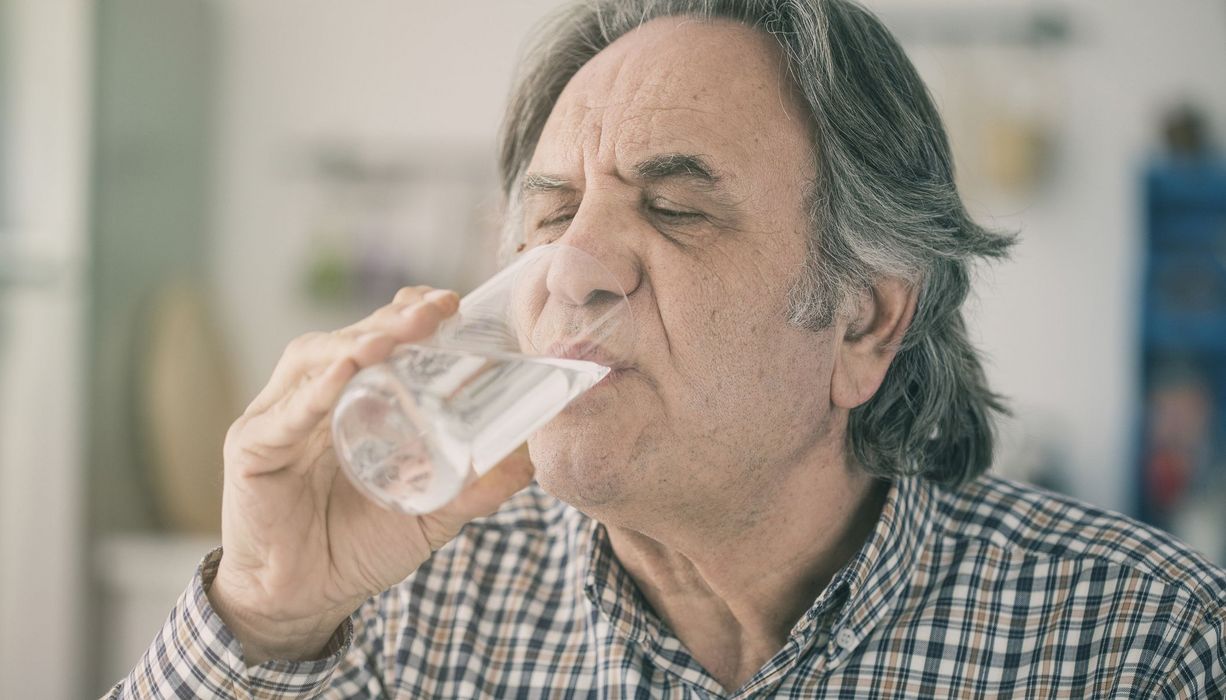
xmin=575 ymin=511 xmax=724 ymax=693
xmin=578 ymin=515 xmax=665 ymax=646
xmin=811 ymin=474 xmax=936 ymax=662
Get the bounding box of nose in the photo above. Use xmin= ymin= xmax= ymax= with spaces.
xmin=545 ymin=249 xmax=637 ymax=309
xmin=546 ymin=197 xmax=642 ymax=305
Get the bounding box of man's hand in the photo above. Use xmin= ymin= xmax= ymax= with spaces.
xmin=208 ymin=286 xmax=535 ymax=665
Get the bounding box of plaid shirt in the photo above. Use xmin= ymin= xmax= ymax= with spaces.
xmin=106 ymin=474 xmax=1225 ymax=698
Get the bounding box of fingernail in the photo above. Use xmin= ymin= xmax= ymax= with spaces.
xmin=423 ymin=289 xmax=457 ymax=306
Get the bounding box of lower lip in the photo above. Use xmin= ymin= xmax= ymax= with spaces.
xmin=559 ymin=367 xmax=625 ymax=415
xmin=590 ymin=367 xmax=629 ymax=390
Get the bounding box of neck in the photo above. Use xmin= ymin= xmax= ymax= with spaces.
xmin=605 ymin=450 xmax=888 ymax=692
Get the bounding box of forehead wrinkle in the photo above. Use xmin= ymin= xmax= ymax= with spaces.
xmin=530 ymin=19 xmax=811 ymax=209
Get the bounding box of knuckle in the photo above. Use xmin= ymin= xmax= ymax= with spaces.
xmin=223 ymin=418 xmax=253 ymax=467
xmin=393 ymin=285 xmax=431 ymax=304
xmin=334 ymin=323 xmax=368 ymax=344
xmin=286 ymin=331 xmax=324 ymax=355
xmin=367 ymin=304 xmax=401 ymax=325
xmin=354 ymin=333 xmax=386 ymax=352
xmin=229 ymin=441 xmax=274 ymax=478
xmin=305 ymin=390 xmax=332 ymax=418
xmin=410 ymin=299 xmax=444 ymax=320
xmin=392 ymin=303 xmax=423 ymax=324
xmin=224 ymin=416 xmax=245 ymax=446
xmin=376 ymin=299 xmax=424 ymax=325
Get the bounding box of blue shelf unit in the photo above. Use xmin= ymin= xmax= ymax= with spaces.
xmin=1136 ymin=160 xmax=1226 ymax=532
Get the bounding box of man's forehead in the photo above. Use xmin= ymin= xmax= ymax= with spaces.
xmin=572 ymin=17 xmax=784 ymax=101
xmin=534 ymin=17 xmax=808 ymax=169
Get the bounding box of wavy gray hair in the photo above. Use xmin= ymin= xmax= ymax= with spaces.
xmin=497 ymin=0 xmax=1016 ymax=487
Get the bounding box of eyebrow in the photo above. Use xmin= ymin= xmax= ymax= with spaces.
xmin=521 ymin=172 xmax=571 ymax=194
xmin=521 ymin=152 xmax=725 ymax=196
xmin=634 ymin=153 xmax=722 ymax=187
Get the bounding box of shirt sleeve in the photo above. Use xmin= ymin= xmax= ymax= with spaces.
xmin=1147 ymin=604 xmax=1225 ymax=699
xmin=101 ymin=547 xmax=388 ymax=700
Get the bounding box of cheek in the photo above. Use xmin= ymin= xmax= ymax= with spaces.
xmin=642 ymin=223 xmax=818 ymax=404
xmin=658 ymin=265 xmax=830 ymax=423
xmin=657 ymin=253 xmax=788 ymax=371
xmin=661 ymin=301 xmax=773 ymax=407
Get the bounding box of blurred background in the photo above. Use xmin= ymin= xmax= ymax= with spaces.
xmin=2 ymin=0 xmax=1224 ymax=696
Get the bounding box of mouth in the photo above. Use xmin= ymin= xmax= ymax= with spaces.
xmin=544 ymin=340 xmax=627 ymax=368
xmin=544 ymin=340 xmax=634 ymax=390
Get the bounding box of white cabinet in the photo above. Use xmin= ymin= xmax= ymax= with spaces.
xmin=0 ymin=0 xmax=92 ymax=697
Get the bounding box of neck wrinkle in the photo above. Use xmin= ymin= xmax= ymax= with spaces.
xmin=604 ymin=463 xmax=889 ymax=670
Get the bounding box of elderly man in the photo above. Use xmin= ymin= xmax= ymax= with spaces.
xmin=108 ymin=1 xmax=1224 ymax=697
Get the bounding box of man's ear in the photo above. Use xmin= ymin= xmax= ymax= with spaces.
xmin=830 ymin=277 xmax=919 ymax=410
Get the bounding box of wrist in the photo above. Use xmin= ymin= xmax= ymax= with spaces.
xmin=206 ymin=561 xmax=352 ymax=666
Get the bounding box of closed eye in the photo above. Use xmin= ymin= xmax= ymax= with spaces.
xmin=539 ymin=209 xmax=576 ymax=228
xmin=537 ymin=202 xmax=704 ymax=229
xmin=648 ymin=204 xmax=704 ymax=223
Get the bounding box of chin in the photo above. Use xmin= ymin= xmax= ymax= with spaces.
xmin=530 ymin=382 xmax=656 ymax=514
xmin=528 ymin=427 xmax=635 ymax=512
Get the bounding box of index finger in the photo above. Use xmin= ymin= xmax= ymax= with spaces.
xmin=250 ymin=291 xmax=461 ymax=415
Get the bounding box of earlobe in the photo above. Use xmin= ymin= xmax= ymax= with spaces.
xmin=829 ymin=278 xmax=919 ymax=409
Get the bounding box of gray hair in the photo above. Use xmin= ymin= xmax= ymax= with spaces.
xmin=497 ymin=0 xmax=1016 ymax=487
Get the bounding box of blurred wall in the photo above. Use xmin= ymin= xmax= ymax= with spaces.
xmin=208 ymin=0 xmax=567 ymax=397
xmin=0 ymin=0 xmax=91 ymax=697
xmin=911 ymin=1 xmax=1226 ymax=512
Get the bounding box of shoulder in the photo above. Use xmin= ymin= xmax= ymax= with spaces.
xmin=929 ymin=473 xmax=1226 ymax=618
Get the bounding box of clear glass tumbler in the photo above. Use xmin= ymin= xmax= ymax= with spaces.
xmin=331 ymin=244 xmax=634 ymax=514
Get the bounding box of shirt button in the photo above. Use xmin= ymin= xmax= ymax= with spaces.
xmin=835 ymin=628 xmax=858 ymax=650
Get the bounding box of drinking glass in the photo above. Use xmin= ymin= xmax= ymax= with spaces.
xmin=331 ymin=244 xmax=633 ymax=514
